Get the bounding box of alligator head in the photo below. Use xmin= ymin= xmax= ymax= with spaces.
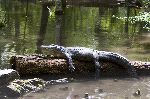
xmin=41 ymin=44 xmax=66 ymax=58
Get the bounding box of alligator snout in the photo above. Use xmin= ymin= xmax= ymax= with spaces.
xmin=41 ymin=45 xmax=49 ymax=48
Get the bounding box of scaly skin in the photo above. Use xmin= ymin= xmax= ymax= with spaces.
xmin=41 ymin=44 xmax=138 ymax=78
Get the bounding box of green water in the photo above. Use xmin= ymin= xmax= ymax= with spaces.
xmin=0 ymin=1 xmax=149 ymax=67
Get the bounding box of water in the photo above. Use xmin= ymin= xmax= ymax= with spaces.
xmin=22 ymin=77 xmax=150 ymax=99
xmin=0 ymin=0 xmax=150 ymax=98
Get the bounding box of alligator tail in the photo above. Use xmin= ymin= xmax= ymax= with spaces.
xmin=99 ymin=52 xmax=138 ymax=78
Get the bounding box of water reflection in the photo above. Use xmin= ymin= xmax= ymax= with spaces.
xmin=0 ymin=0 xmax=149 ymax=68
xmin=55 ymin=14 xmax=64 ymax=45
xmin=36 ymin=2 xmax=49 ymax=53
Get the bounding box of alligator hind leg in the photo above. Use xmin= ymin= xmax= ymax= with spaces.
xmin=126 ymin=63 xmax=138 ymax=78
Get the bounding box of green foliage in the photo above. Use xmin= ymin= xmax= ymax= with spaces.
xmin=143 ymin=0 xmax=150 ymax=6
xmin=113 ymin=10 xmax=150 ymax=31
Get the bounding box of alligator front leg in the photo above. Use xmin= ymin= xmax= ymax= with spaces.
xmin=93 ymin=55 xmax=101 ymax=79
xmin=65 ymin=53 xmax=75 ymax=73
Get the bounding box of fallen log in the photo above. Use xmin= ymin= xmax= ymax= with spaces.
xmin=10 ymin=55 xmax=150 ymax=77
xmin=131 ymin=61 xmax=150 ymax=75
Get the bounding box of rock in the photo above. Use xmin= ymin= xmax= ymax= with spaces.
xmin=133 ymin=88 xmax=141 ymax=96
xmin=84 ymin=93 xmax=89 ymax=99
xmin=0 ymin=78 xmax=46 ymax=98
xmin=0 ymin=69 xmax=20 ymax=86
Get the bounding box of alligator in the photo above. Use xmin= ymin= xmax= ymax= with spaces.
xmin=41 ymin=44 xmax=138 ymax=78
